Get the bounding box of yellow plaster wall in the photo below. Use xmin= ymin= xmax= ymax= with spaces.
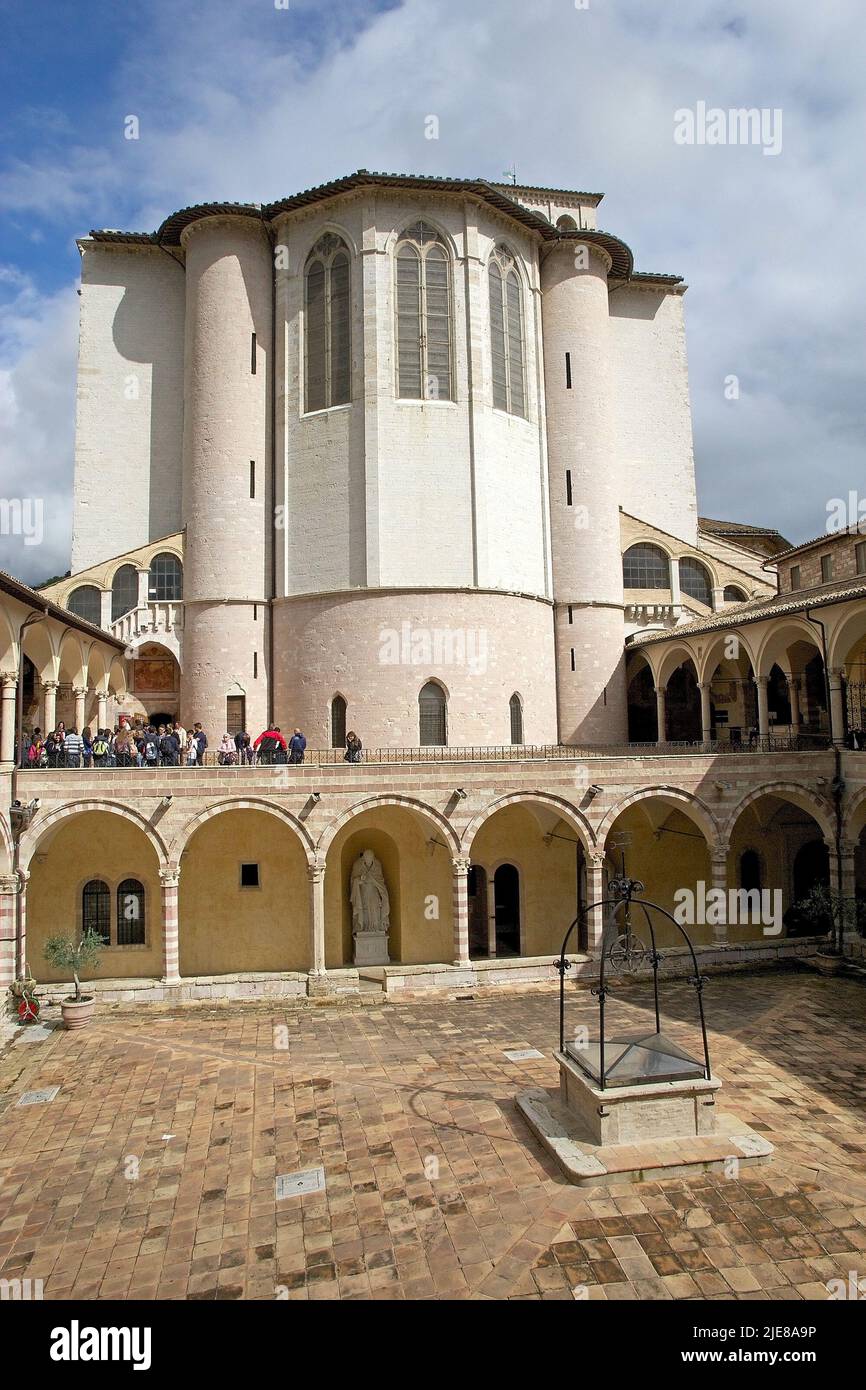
xmin=603 ymin=805 xmax=712 ymax=947
xmin=179 ymin=810 xmax=308 ymax=975
xmin=469 ymin=804 xmax=579 ymax=956
xmin=324 ymin=808 xmax=453 ymax=967
xmin=28 ymin=812 xmax=163 ymax=982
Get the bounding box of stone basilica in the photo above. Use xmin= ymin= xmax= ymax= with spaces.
xmin=1 ymin=171 xmax=864 ymax=1001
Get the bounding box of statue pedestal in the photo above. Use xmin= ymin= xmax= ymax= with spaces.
xmin=353 ymin=932 xmax=390 ymax=967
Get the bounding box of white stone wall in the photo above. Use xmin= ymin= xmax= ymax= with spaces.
xmin=610 ymin=285 xmax=698 ymax=545
xmin=72 ymin=244 xmax=185 ymax=573
xmin=273 ymin=192 xmax=550 ymax=602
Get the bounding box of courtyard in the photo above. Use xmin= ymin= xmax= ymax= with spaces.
xmin=0 ymin=968 xmax=864 ymax=1302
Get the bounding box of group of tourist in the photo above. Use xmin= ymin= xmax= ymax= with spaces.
xmin=19 ymin=720 xmax=364 ymax=768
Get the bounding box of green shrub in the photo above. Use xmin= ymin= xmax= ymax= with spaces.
xmin=43 ymin=930 xmax=103 ymax=1001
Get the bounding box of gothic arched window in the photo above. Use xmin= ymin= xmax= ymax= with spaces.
xmin=111 ymin=564 xmax=138 ymax=622
xmin=305 ymin=233 xmax=351 ymax=412
xmin=82 ymin=879 xmax=111 ymax=945
xmin=116 ymin=879 xmax=146 ymax=945
xmin=395 ymin=222 xmax=453 ymax=401
xmin=331 ymin=694 xmax=347 ymax=749
xmin=509 ymin=692 xmax=524 ymax=745
xmin=489 ymin=245 xmax=526 ymax=417
xmin=67 ymin=585 xmax=101 ymax=626
xmin=419 ymin=680 xmax=447 ymax=746
xmin=622 ymin=544 xmax=670 ymax=590
xmin=679 ymin=557 xmax=713 ymax=608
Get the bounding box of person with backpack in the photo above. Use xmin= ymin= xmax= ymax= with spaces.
xmin=142 ymin=727 xmax=160 ymax=768
xmin=253 ymin=725 xmax=285 ymax=765
xmin=92 ymin=729 xmax=111 ymax=767
xmin=289 ymin=728 xmax=307 ymax=764
xmin=159 ymin=725 xmax=179 ymax=767
xmin=234 ymin=729 xmax=252 ymax=765
xmin=64 ymin=727 xmax=83 ymax=769
xmin=82 ymin=727 xmax=94 ymax=768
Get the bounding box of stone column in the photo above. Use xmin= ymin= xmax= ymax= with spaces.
xmin=828 ymin=838 xmax=857 ymax=946
xmin=99 ymin=590 xmax=112 ymax=630
xmin=669 ymin=561 xmax=681 ymax=617
xmin=829 ymin=670 xmax=847 ymax=747
xmin=586 ymin=852 xmax=607 ymax=952
xmin=73 ymin=687 xmax=87 ymax=733
xmin=159 ymin=867 xmax=181 ymax=985
xmin=307 ymin=860 xmax=327 ymax=980
xmin=709 ymin=848 xmax=728 ymax=943
xmin=15 ymin=869 xmax=29 ymax=980
xmin=0 ymin=875 xmax=17 ymax=989
xmin=755 ymin=675 xmax=770 ymax=740
xmin=698 ymin=681 xmax=712 ymax=745
xmin=655 ymin=686 xmax=667 ymax=744
xmin=97 ymin=689 xmax=109 ymax=730
xmin=41 ymin=680 xmax=58 ymax=733
xmin=451 ymin=855 xmax=471 ymax=966
xmin=1 ymin=673 xmax=17 ymax=766
xmin=787 ymin=675 xmax=801 ymax=735
xmin=136 ymin=567 xmax=150 ymax=609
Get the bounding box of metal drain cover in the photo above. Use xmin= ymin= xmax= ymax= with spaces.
xmin=17 ymin=1086 xmax=61 ymax=1106
xmin=276 ymin=1166 xmax=326 ymax=1200
xmin=503 ymin=1048 xmax=544 ymax=1061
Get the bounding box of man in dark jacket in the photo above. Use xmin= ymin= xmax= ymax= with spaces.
xmin=193 ymin=723 xmax=208 ymax=763
xmin=289 ymin=728 xmax=307 ymax=764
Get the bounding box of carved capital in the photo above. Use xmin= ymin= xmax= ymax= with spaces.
xmin=451 ymin=855 xmax=472 ymax=875
xmin=159 ymin=867 xmax=181 ymax=888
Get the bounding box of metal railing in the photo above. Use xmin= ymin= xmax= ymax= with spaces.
xmin=17 ymin=732 xmax=836 ymax=771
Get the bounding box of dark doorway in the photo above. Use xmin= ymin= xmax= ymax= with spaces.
xmin=785 ymin=839 xmax=831 ymax=935
xmin=627 ymin=663 xmax=657 ymax=742
xmin=148 ymin=711 xmax=175 ymax=727
xmin=468 ymin=865 xmax=489 ymax=958
xmin=665 ymin=664 xmax=701 ymax=740
xmin=493 ymin=864 xmax=520 ymax=956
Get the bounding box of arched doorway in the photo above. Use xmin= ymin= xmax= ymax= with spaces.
xmin=493 ymin=864 xmax=521 ymax=956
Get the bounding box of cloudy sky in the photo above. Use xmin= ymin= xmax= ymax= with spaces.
xmin=0 ymin=0 xmax=864 ymax=584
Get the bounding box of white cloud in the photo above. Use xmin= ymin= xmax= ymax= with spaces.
xmin=1 ymin=0 xmax=865 ymax=576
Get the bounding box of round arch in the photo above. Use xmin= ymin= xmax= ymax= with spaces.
xmin=843 ymin=785 xmax=866 ymax=843
xmin=697 ymin=628 xmax=758 ymax=684
xmin=721 ymin=781 xmax=835 ymax=848
xmin=19 ymin=801 xmax=169 ymax=873
xmin=828 ymin=606 xmax=866 ymax=670
xmin=57 ymin=629 xmax=87 ymax=689
xmin=597 ymin=785 xmax=722 ymax=852
xmin=317 ymin=793 xmax=461 ymax=860
xmin=656 ymin=642 xmax=701 ymax=689
xmin=461 ymin=790 xmax=595 ymax=856
xmin=753 ymin=619 xmax=824 ymax=679
xmin=171 ymin=798 xmax=317 ymax=864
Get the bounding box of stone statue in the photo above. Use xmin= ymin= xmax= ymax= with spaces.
xmin=350 ymin=850 xmax=391 ymax=935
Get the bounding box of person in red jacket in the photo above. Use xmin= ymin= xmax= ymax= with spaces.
xmin=253 ymin=724 xmax=287 ymax=765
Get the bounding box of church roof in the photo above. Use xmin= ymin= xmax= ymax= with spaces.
xmin=0 ymin=567 xmax=124 ymax=647
xmin=85 ymin=170 xmax=682 ymax=284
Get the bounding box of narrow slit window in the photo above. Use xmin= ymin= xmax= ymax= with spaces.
xmin=570 ymin=649 xmax=575 ymax=671
xmin=253 ymin=651 xmax=258 ymax=678
xmin=565 ymin=352 xmax=572 ymax=389
xmin=568 ymin=604 xmax=573 ymax=624
xmin=249 ymin=460 xmax=255 ymax=499
xmin=251 ymin=332 xmax=257 ymax=374
xmin=566 ymin=470 xmax=572 ymax=506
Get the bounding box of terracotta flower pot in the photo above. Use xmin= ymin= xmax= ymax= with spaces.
xmin=813 ymin=952 xmax=845 ymax=977
xmin=61 ymin=995 xmax=96 ymax=1030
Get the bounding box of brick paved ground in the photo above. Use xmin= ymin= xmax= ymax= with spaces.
xmin=1 ymin=969 xmax=865 ymax=1301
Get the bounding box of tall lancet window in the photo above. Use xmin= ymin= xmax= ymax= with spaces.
xmin=304 ymin=233 xmax=351 ymax=412
xmin=395 ymin=222 xmax=453 ymax=401
xmin=488 ymin=245 xmax=526 ymax=417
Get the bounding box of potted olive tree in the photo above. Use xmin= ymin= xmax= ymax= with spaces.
xmin=43 ymin=929 xmax=103 ymax=1029
xmin=791 ymin=884 xmax=866 ymax=975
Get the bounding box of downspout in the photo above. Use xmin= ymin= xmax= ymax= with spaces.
xmin=11 ymin=610 xmax=48 ymax=980
xmin=803 ymin=606 xmax=844 ymax=954
xmin=266 ymin=221 xmax=277 ymax=728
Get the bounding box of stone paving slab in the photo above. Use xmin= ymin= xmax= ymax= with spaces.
xmin=0 ymin=972 xmax=864 ymax=1300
